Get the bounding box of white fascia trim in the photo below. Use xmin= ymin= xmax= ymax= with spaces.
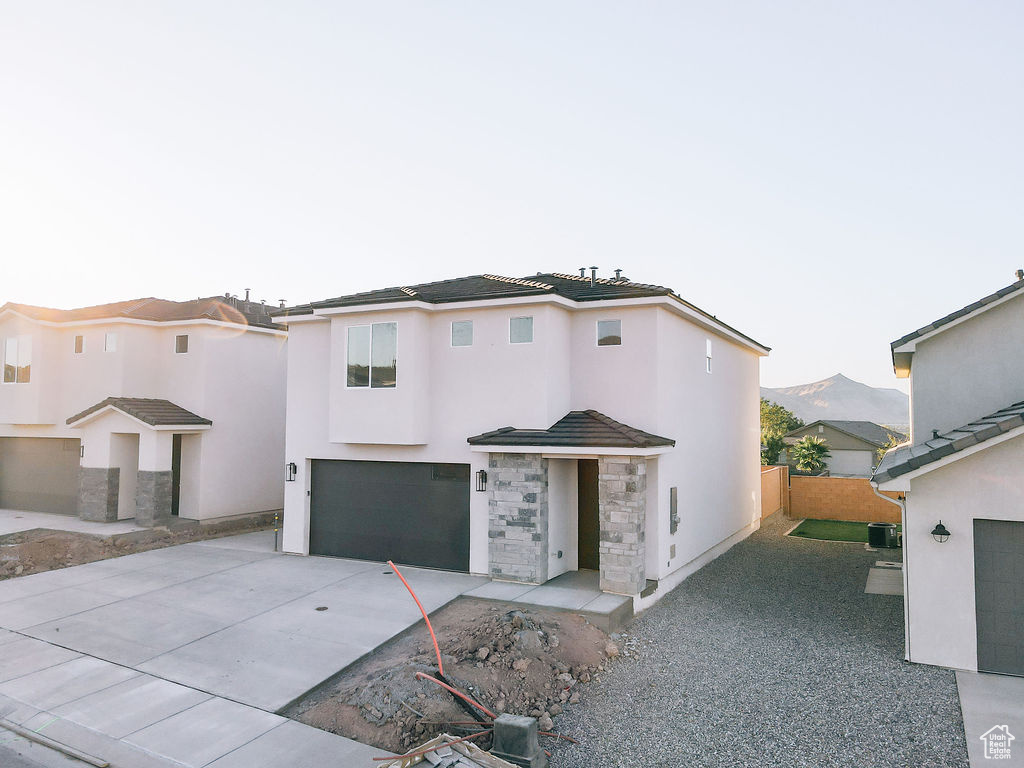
xmin=66 ymin=405 xmax=212 ymax=432
xmin=892 ymin=290 xmax=1024 ymax=355
xmin=470 ymin=444 xmax=673 ymax=457
xmin=274 ymin=313 xmax=329 ymax=325
xmin=874 ymin=423 xmax=1024 ymax=490
xmin=0 ymin=312 xmax=286 ymax=337
xmin=301 ymin=295 xmax=767 ymax=355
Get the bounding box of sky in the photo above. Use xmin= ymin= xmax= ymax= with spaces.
xmin=2 ymin=2 xmax=1022 ymax=392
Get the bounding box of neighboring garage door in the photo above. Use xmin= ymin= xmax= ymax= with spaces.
xmin=0 ymin=437 xmax=81 ymax=515
xmin=975 ymin=519 xmax=1024 ymax=676
xmin=309 ymin=460 xmax=470 ymax=572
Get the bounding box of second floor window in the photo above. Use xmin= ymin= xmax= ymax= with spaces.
xmin=104 ymin=332 xmax=118 ymax=352
xmin=451 ymin=320 xmax=473 ymax=347
xmin=510 ymin=316 xmax=533 ymax=344
xmin=347 ymin=322 xmax=397 ymax=388
xmin=597 ymin=319 xmax=621 ymax=346
xmin=175 ymin=335 xmax=189 ymax=354
xmin=3 ymin=336 xmax=31 ymax=383
xmin=706 ymin=339 xmax=713 ymax=374
xmin=74 ymin=335 xmax=84 ymax=354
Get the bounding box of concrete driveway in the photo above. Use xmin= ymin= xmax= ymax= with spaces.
xmin=0 ymin=531 xmax=487 ymax=767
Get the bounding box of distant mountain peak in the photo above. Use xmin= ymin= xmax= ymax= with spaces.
xmin=762 ymin=373 xmax=909 ymax=429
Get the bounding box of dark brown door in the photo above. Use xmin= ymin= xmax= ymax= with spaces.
xmin=170 ymin=434 xmax=181 ymax=516
xmin=577 ymin=459 xmax=600 ymax=570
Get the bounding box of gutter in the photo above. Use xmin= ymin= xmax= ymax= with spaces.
xmin=870 ymin=482 xmax=911 ymax=662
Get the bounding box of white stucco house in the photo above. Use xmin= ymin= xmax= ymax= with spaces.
xmin=873 ymin=270 xmax=1024 ymax=677
xmin=0 ymin=295 xmax=287 ymax=525
xmin=274 ymin=270 xmax=769 ymax=602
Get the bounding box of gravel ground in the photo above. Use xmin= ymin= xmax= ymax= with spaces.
xmin=550 ymin=513 xmax=968 ymax=767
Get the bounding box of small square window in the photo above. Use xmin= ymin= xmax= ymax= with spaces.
xmin=510 ymin=316 xmax=533 ymax=344
xmin=175 ymin=334 xmax=189 ymax=354
xmin=74 ymin=335 xmax=84 ymax=354
xmin=451 ymin=320 xmax=473 ymax=347
xmin=597 ymin=319 xmax=621 ymax=346
xmin=104 ymin=333 xmax=117 ymax=352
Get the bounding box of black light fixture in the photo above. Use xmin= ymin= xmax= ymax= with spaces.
xmin=286 ymin=462 xmax=298 ymax=482
xmin=475 ymin=469 xmax=487 ymax=492
xmin=931 ymin=521 xmax=951 ymax=543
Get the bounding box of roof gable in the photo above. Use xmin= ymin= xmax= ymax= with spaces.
xmin=67 ymin=398 xmax=212 ymax=428
xmin=786 ymin=420 xmax=905 ymax=448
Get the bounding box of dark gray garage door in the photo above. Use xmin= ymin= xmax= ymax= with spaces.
xmin=975 ymin=519 xmax=1024 ymax=676
xmin=0 ymin=437 xmax=81 ymax=515
xmin=309 ymin=460 xmax=470 ymax=572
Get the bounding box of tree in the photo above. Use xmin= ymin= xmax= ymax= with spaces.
xmin=876 ymin=433 xmax=905 ymax=464
xmin=791 ymin=435 xmax=831 ymax=474
xmin=760 ymin=398 xmax=803 ymax=465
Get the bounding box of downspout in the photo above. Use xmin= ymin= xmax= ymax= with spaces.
xmin=871 ymin=483 xmax=910 ymax=661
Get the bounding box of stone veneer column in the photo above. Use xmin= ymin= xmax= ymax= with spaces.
xmin=598 ymin=456 xmax=647 ymax=595
xmin=78 ymin=467 xmax=120 ymax=522
xmin=487 ymin=453 xmax=549 ymax=584
xmin=135 ymin=471 xmax=173 ymax=527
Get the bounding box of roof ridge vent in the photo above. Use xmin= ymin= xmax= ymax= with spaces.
xmin=549 ymin=271 xmax=633 ymax=286
xmin=482 ymin=274 xmax=554 ymax=290
xmin=399 ymin=286 xmax=418 ymax=297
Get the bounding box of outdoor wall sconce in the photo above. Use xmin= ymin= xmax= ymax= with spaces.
xmin=475 ymin=469 xmax=487 ymax=492
xmin=931 ymin=521 xmax=951 ymax=543
xmin=286 ymin=462 xmax=297 ymax=482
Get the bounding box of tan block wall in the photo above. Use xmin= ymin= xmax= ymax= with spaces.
xmin=760 ymin=465 xmax=789 ymax=518
xmin=789 ymin=476 xmax=901 ymax=523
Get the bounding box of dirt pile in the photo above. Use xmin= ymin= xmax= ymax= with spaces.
xmin=289 ymin=598 xmax=627 ymax=754
xmin=0 ymin=513 xmax=277 ymax=580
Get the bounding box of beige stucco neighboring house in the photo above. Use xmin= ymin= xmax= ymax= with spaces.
xmin=273 ymin=271 xmax=769 ymax=605
xmin=0 ymin=294 xmax=287 ymax=526
xmin=783 ymin=420 xmax=905 ymax=477
xmin=873 ymin=269 xmax=1024 ymax=677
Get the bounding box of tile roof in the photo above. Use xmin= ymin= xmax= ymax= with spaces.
xmin=891 ymin=275 xmax=1024 ymax=352
xmin=66 ymin=398 xmax=212 ymax=427
xmin=872 ymin=400 xmax=1024 ymax=484
xmin=273 ymin=272 xmax=768 ymax=351
xmin=2 ymin=296 xmax=283 ymax=330
xmin=468 ymin=409 xmax=675 ymax=449
xmin=787 ymin=420 xmax=906 ymax=448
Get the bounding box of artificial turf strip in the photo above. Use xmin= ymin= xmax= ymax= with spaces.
xmin=787 ymin=519 xmax=901 ymax=543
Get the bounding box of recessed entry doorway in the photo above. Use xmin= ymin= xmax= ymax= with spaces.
xmin=577 ymin=459 xmax=600 ymax=571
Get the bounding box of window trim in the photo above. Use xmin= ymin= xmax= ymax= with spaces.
xmin=345 ymin=321 xmax=398 ymax=389
xmin=175 ymin=334 xmax=189 ymax=354
xmin=705 ymin=338 xmax=713 ymax=374
xmin=450 ymin=320 xmax=473 ymax=348
xmin=2 ymin=336 xmax=31 ymax=384
xmin=104 ymin=332 xmax=118 ymax=352
xmin=596 ymin=318 xmax=622 ymax=347
xmin=509 ymin=316 xmax=534 ymax=345
xmin=73 ymin=335 xmax=85 ymax=354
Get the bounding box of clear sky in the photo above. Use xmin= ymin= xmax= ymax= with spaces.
xmin=2 ymin=2 xmax=1021 ymax=391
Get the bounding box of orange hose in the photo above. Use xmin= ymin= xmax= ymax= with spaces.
xmin=414 ymin=672 xmax=498 ymax=720
xmin=388 ymin=560 xmax=444 ymax=676
xmin=372 ymin=729 xmax=492 ymax=762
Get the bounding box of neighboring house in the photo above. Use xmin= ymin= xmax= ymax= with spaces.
xmin=872 ymin=269 xmax=1024 ymax=677
xmin=0 ymin=295 xmax=287 ymax=525
xmin=782 ymin=420 xmax=905 ymax=477
xmin=274 ymin=271 xmax=769 ymax=602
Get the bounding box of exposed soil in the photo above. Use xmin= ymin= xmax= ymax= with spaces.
xmin=287 ymin=597 xmax=633 ymax=755
xmin=0 ymin=513 xmax=277 ymax=581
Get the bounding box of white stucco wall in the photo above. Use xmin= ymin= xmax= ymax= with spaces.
xmin=909 ymin=293 xmax=1024 ymax=441
xmin=281 ymin=298 xmax=764 ymax=588
xmin=903 ymin=435 xmax=1024 ymax=671
xmin=0 ymin=313 xmax=287 ymax=521
xmin=827 ymin=449 xmax=875 ymax=477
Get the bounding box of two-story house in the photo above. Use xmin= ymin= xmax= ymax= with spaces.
xmin=873 ymin=270 xmax=1024 ymax=676
xmin=0 ymin=295 xmax=287 ymax=526
xmin=274 ymin=271 xmax=768 ymax=602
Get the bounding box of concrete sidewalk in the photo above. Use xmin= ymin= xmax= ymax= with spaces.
xmin=0 ymin=508 xmax=145 ymax=537
xmin=957 ymin=671 xmax=1024 ymax=767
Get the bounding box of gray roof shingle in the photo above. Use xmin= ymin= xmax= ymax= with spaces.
xmin=787 ymin=420 xmax=906 ymax=448
xmin=2 ymin=296 xmax=283 ymax=330
xmin=872 ymin=400 xmax=1024 ymax=484
xmin=67 ymin=398 xmax=212 ymax=427
xmin=468 ymin=410 xmax=674 ymax=449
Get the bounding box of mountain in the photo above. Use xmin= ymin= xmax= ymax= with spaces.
xmin=761 ymin=374 xmax=909 ymax=430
